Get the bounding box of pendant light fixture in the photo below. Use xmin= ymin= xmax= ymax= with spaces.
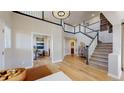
xmin=52 ymin=11 xmax=70 ymax=19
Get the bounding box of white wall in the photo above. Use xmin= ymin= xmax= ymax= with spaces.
xmin=85 ymin=16 xmax=100 ymax=30
xmin=0 ymin=22 xmax=5 ymax=70
xmin=64 ymin=38 xmax=70 ymax=56
xmin=0 ymin=12 xmax=13 ymax=70
xmin=0 ymin=12 xmax=64 ymax=69
xmin=45 ymin=36 xmax=51 ymax=56
xmin=103 ymin=11 xmax=122 ymax=79
xmin=99 ymin=31 xmax=113 ymax=43
xmin=0 ymin=12 xmax=12 ymax=27
xmin=3 ymin=12 xmax=63 ymax=69
xmin=86 ymin=16 xmax=100 ymax=24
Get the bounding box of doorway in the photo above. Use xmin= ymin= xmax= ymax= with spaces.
xmin=71 ymin=42 xmax=74 ymax=55
xmin=32 ymin=33 xmax=52 ymax=67
xmin=64 ymin=37 xmax=77 ymax=56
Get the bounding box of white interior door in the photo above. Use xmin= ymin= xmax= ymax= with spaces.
xmin=0 ymin=23 xmax=4 ymax=70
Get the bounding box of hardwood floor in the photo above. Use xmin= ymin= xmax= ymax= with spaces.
xmin=57 ymin=55 xmax=111 ymax=81
xmin=29 ymin=55 xmax=111 ymax=81
xmin=33 ymin=57 xmax=60 ymax=73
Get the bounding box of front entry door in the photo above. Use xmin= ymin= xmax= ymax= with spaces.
xmin=0 ymin=23 xmax=4 ymax=69
xmin=71 ymin=48 xmax=74 ymax=55
xmin=71 ymin=42 xmax=75 ymax=55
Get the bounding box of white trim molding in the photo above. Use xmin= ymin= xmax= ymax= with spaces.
xmin=108 ymin=53 xmax=122 ymax=79
xmin=108 ymin=72 xmax=122 ymax=79
xmin=52 ymin=59 xmax=63 ymax=63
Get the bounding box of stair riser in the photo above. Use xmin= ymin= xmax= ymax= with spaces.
xmin=89 ymin=58 xmax=108 ymax=64
xmin=98 ymin=44 xmax=112 ymax=45
xmin=93 ymin=52 xmax=109 ymax=55
xmin=91 ymin=55 xmax=108 ymax=59
xmin=92 ymin=55 xmax=108 ymax=59
xmin=89 ymin=62 xmax=108 ymax=71
xmin=96 ymin=48 xmax=112 ymax=50
xmin=98 ymin=43 xmax=112 ymax=44
xmin=98 ymin=44 xmax=112 ymax=46
xmin=95 ymin=50 xmax=112 ymax=53
xmin=90 ymin=58 xmax=108 ymax=63
xmin=97 ymin=46 xmax=112 ymax=48
xmin=98 ymin=46 xmax=112 ymax=48
xmin=96 ymin=48 xmax=112 ymax=51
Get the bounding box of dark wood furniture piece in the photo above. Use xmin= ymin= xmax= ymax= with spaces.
xmin=71 ymin=48 xmax=74 ymax=55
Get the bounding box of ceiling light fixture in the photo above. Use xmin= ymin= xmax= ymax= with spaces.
xmin=52 ymin=11 xmax=70 ymax=19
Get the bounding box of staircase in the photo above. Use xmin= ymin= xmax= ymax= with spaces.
xmin=89 ymin=43 xmax=112 ymax=71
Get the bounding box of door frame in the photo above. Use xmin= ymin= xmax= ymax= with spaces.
xmin=31 ymin=32 xmax=52 ymax=65
xmin=70 ymin=40 xmax=77 ymax=55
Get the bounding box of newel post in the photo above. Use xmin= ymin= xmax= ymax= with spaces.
xmin=86 ymin=45 xmax=89 ymax=65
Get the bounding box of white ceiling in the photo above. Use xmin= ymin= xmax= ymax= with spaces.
xmin=44 ymin=11 xmax=100 ymax=25
xmin=117 ymin=11 xmax=124 ymax=23
xmin=19 ymin=11 xmax=100 ymax=25
xmin=102 ymin=11 xmax=124 ymax=25
xmin=64 ymin=11 xmax=100 ymax=25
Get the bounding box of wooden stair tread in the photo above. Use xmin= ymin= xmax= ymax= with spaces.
xmin=89 ymin=60 xmax=108 ymax=67
xmin=90 ymin=57 xmax=108 ymax=63
xmin=89 ymin=42 xmax=112 ymax=71
xmin=92 ymin=55 xmax=108 ymax=59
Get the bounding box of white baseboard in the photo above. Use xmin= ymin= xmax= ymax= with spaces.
xmin=52 ymin=59 xmax=63 ymax=63
xmin=108 ymin=72 xmax=122 ymax=79
xmin=26 ymin=65 xmax=33 ymax=69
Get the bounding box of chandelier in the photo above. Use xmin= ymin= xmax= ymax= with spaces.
xmin=52 ymin=11 xmax=70 ymax=19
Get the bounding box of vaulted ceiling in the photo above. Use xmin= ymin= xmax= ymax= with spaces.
xmin=44 ymin=11 xmax=100 ymax=25
xmin=64 ymin=11 xmax=100 ymax=25
xmin=18 ymin=11 xmax=100 ymax=26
